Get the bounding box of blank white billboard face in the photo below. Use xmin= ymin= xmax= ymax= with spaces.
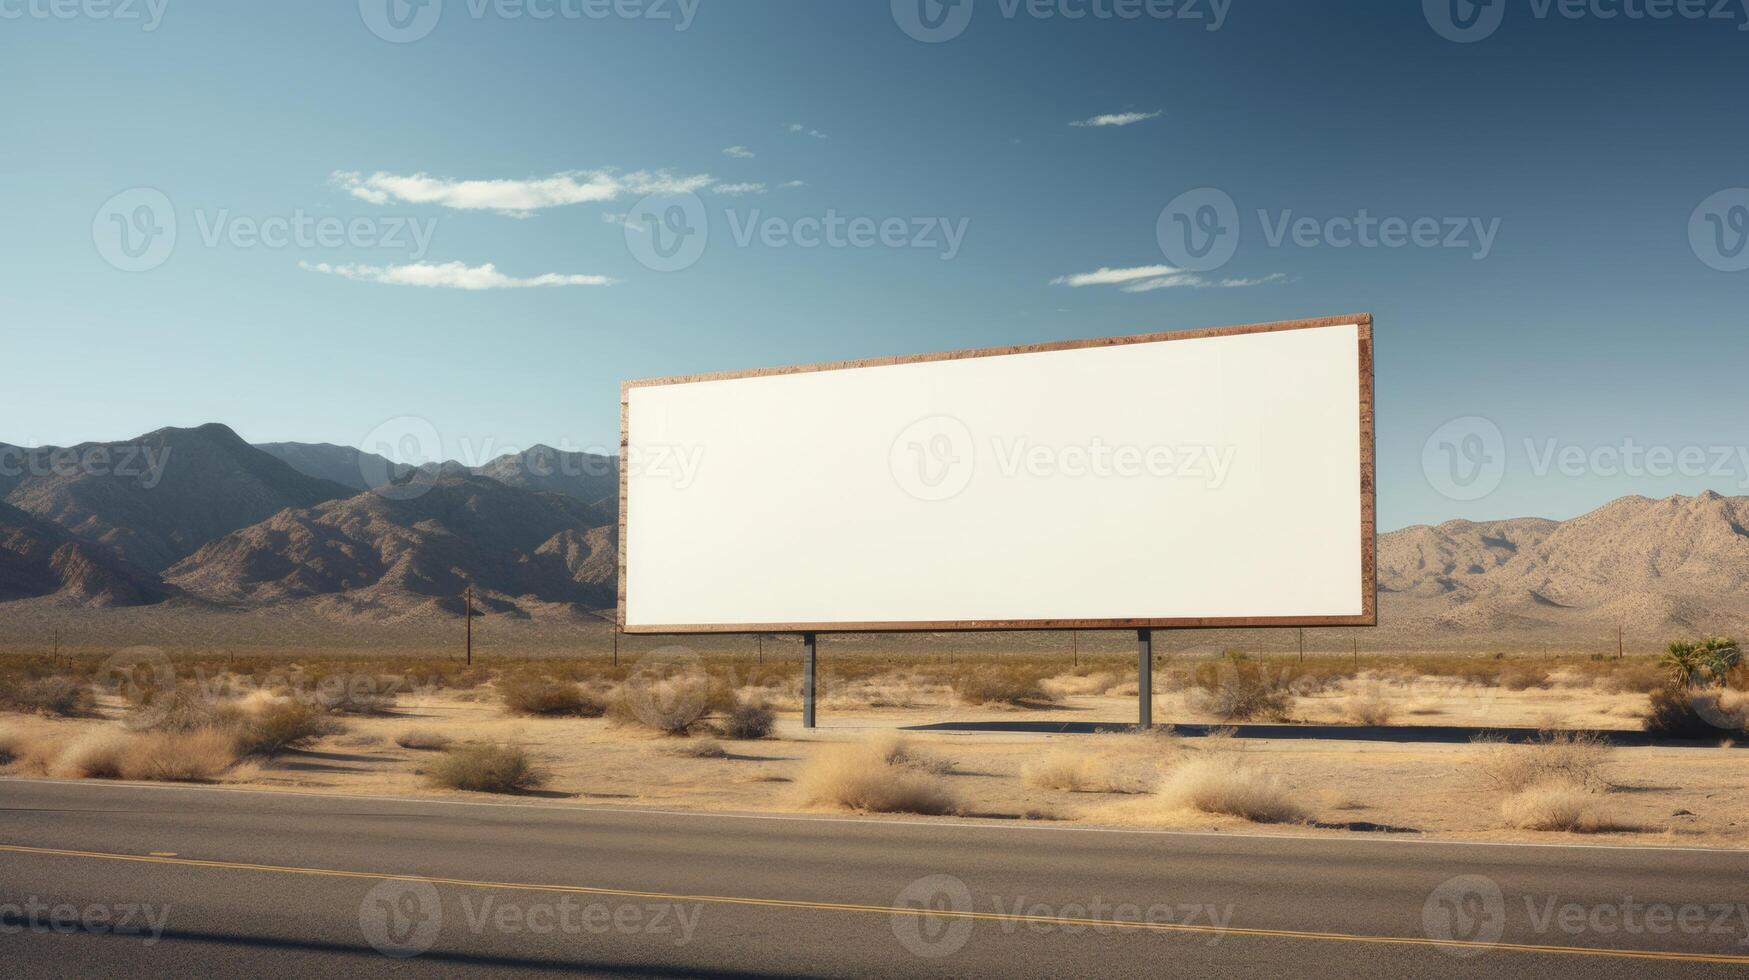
xmin=621 ymin=317 xmax=1373 ymax=632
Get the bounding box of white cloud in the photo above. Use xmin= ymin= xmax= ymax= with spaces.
xmin=712 ymin=182 xmax=767 ymax=196
xmin=330 ymin=169 xmax=716 ymax=215
xmin=723 ymin=145 xmax=756 ymax=159
xmin=779 ymin=179 xmax=805 ymax=188
xmin=1051 ymin=265 xmax=1286 ymax=292
xmin=787 ymin=122 xmax=829 ymax=139
xmin=300 ymin=260 xmax=617 ymax=290
xmin=1069 ymin=110 xmax=1162 ymax=128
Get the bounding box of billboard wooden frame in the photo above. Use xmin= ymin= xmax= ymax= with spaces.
xmin=618 ymin=313 xmax=1375 ymax=635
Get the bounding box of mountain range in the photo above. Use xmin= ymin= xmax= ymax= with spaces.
xmin=3 ymin=423 xmax=1748 ymax=642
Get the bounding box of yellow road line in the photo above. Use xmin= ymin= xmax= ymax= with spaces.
xmin=2 ymin=842 xmax=1745 ymax=964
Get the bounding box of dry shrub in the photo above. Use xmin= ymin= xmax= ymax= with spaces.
xmin=125 ymin=684 xmax=240 ymax=733
xmin=317 ymin=686 xmax=397 ymax=716
xmin=720 ymin=697 xmax=775 ymax=740
xmin=1154 ymin=758 xmax=1307 ymax=824
xmin=3 ymin=731 xmax=60 ymax=773
xmin=1594 ymin=662 xmax=1667 ymax=695
xmin=795 ymin=740 xmax=957 ymax=815
xmin=952 ymin=666 xmax=1056 ymax=707
xmin=665 ymin=739 xmax=727 ymax=758
xmin=1190 ymin=661 xmax=1295 ymax=721
xmin=1021 ymin=749 xmax=1137 ymax=793
xmin=395 ymin=729 xmax=452 ymax=751
xmin=4 ymin=676 xmax=94 ymax=717
xmin=235 ymin=699 xmax=339 ymax=757
xmin=1501 ymin=780 xmax=1625 ymax=833
xmin=1499 ymin=665 xmax=1549 ymax=691
xmin=499 ymin=674 xmax=604 ymax=717
xmin=609 ymin=674 xmax=711 ymax=735
xmin=1643 ymin=687 xmax=1747 ymax=738
xmin=428 ymin=744 xmax=546 ymax=793
xmin=1342 ymin=692 xmax=1395 ymax=726
xmin=116 ymin=730 xmax=238 ymax=782
xmin=1473 ymin=730 xmax=1612 ymax=792
xmin=1042 ymin=672 xmax=1121 ymax=698
xmin=865 ymin=732 xmax=953 ymax=774
xmin=55 ymin=730 xmax=133 ymax=778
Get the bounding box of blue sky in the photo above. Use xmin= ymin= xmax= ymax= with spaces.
xmin=2 ymin=0 xmax=1746 ymax=529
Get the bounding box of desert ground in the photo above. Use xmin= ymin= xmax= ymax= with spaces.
xmin=3 ymin=645 xmax=1745 ymax=850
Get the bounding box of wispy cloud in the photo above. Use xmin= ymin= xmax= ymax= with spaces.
xmin=722 ymin=145 xmax=756 ymax=159
xmin=331 ymin=169 xmax=716 ymax=215
xmin=300 ymin=260 xmax=617 ymax=290
xmin=712 ymin=182 xmax=767 ymax=196
xmin=1069 ymin=110 xmax=1162 ymax=128
xmin=787 ymin=122 xmax=829 ymax=139
xmin=779 ymin=179 xmax=805 ymax=189
xmin=1051 ymin=265 xmax=1286 ymax=292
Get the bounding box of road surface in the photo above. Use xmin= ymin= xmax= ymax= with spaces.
xmin=3 ymin=778 xmax=1747 ymax=978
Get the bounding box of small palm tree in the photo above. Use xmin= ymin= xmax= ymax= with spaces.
xmin=1699 ymin=636 xmax=1742 ymax=688
xmin=1662 ymin=641 xmax=1704 ymax=690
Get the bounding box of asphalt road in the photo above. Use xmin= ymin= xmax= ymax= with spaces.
xmin=3 ymin=778 xmax=1748 ymax=978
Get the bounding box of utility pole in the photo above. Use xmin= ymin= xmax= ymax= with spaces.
xmin=757 ymin=633 xmax=764 ymax=666
xmin=1072 ymin=630 xmax=1079 ymax=669
xmin=53 ymin=628 xmax=59 ymax=660
xmin=1298 ymin=628 xmax=1305 ymax=665
xmin=1617 ymin=625 xmax=1624 ymax=660
xmin=1352 ymin=634 xmax=1359 ymax=670
xmin=463 ymin=585 xmax=473 ymax=666
xmin=612 ymin=629 xmax=619 ymax=668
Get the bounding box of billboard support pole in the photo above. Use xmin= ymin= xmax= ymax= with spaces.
xmin=1137 ymin=628 xmax=1153 ymax=729
xmin=802 ymin=632 xmax=818 ymax=729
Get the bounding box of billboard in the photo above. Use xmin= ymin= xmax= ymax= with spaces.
xmin=620 ymin=314 xmax=1374 ymax=633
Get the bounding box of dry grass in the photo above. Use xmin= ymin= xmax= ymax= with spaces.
xmin=1152 ymin=758 xmax=1308 ymax=823
xmin=1 ymin=676 xmax=94 ymax=717
xmin=665 ymin=739 xmax=728 ymax=759
xmin=1342 ymin=692 xmax=1396 ymax=726
xmin=864 ymin=732 xmax=954 ymax=774
xmin=1501 ymin=779 xmax=1627 ymax=833
xmin=498 ymin=674 xmax=605 ymax=717
xmin=1473 ymin=730 xmax=1613 ymax=792
xmin=115 ymin=730 xmax=238 ymax=782
xmin=395 ymin=729 xmax=452 ymax=751
xmin=54 ymin=729 xmax=132 ymax=778
xmin=427 ymin=743 xmax=546 ymax=793
xmin=1021 ymin=749 xmax=1138 ymax=793
xmin=1041 ymin=671 xmax=1123 ymax=698
xmin=795 ymin=739 xmax=957 ymax=815
xmin=952 ymin=666 xmax=1056 ymax=707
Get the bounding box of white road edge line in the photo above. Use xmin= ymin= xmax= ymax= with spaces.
xmin=1 ymin=775 xmax=1744 ymax=857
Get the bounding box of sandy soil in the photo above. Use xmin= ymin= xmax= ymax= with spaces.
xmin=3 ymin=682 xmax=1744 ymax=850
